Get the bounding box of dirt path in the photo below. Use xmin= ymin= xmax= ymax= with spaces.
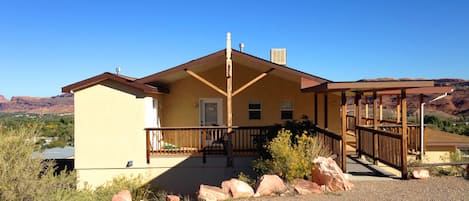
xmin=239 ymin=176 xmax=469 ymax=201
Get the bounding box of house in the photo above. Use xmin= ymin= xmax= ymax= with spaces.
xmin=32 ymin=146 xmax=75 ymax=174
xmin=62 ymin=35 xmax=455 ymax=193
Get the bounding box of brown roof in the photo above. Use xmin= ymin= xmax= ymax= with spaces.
xmin=302 ymin=80 xmax=436 ymax=93
xmin=62 ymin=72 xmax=167 ymax=94
xmin=136 ymin=49 xmax=330 ymax=87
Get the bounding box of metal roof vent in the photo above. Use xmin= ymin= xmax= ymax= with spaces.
xmin=270 ymin=48 xmax=287 ymax=65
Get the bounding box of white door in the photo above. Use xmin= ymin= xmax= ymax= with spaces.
xmin=199 ymin=98 xmax=223 ymax=126
xmin=199 ymin=98 xmax=223 ymax=145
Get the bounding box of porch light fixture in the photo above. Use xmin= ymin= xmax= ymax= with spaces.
xmin=126 ymin=160 xmax=133 ymax=168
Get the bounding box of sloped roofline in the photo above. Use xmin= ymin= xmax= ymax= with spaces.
xmin=136 ymin=49 xmax=330 ymax=84
xmin=62 ymin=72 xmax=166 ymax=94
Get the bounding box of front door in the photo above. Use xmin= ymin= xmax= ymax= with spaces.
xmin=200 ymin=98 xmax=223 ymax=146
xmin=200 ymin=98 xmax=223 ymax=126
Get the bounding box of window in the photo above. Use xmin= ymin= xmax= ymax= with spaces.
xmin=280 ymin=100 xmax=293 ymax=120
xmin=248 ymin=100 xmax=261 ymax=120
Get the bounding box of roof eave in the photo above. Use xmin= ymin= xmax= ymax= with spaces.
xmin=62 ymin=72 xmax=166 ymax=95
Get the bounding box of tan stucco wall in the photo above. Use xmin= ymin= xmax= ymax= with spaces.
xmin=73 ymin=80 xmax=256 ymax=191
xmin=74 ymin=81 xmax=150 ymax=187
xmin=424 ymin=146 xmax=457 ymax=163
xmin=160 ymin=64 xmax=340 ymax=129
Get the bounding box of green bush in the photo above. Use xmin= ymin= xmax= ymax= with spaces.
xmin=254 ymin=129 xmax=331 ymax=182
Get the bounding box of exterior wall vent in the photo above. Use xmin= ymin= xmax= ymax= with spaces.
xmin=270 ymin=48 xmax=287 ymax=65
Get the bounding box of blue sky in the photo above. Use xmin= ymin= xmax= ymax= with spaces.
xmin=1 ymin=0 xmax=468 ymax=99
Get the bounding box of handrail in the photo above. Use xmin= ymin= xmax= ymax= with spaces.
xmin=356 ymin=125 xmax=402 ymax=139
xmin=144 ymin=125 xmax=274 ymax=130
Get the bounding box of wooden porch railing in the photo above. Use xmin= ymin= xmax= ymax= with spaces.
xmin=379 ymin=125 xmax=423 ymax=153
xmin=352 ymin=117 xmax=424 ymax=153
xmin=313 ymin=126 xmax=345 ymax=171
xmin=356 ymin=125 xmax=409 ymax=178
xmin=346 ymin=115 xmax=355 ymax=132
xmin=144 ymin=126 xmax=271 ymax=162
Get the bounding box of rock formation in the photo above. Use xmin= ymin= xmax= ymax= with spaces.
xmin=311 ymin=156 xmax=353 ymax=191
xmin=221 ymin=178 xmax=254 ymax=199
xmin=254 ymin=174 xmax=287 ymax=197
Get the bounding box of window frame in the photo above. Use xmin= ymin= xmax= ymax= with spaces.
xmin=248 ymin=100 xmax=262 ymax=120
xmin=280 ymin=99 xmax=294 ymax=120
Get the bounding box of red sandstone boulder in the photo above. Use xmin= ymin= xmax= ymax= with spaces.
xmin=166 ymin=194 xmax=180 ymax=201
xmin=311 ymin=156 xmax=353 ymax=192
xmin=198 ymin=184 xmax=229 ymax=201
xmin=293 ymin=179 xmax=323 ymax=195
xmin=111 ymin=190 xmax=132 ymax=201
xmin=254 ymin=174 xmax=287 ymax=197
xmin=221 ymin=178 xmax=254 ymax=199
xmin=412 ymin=169 xmax=430 ymax=179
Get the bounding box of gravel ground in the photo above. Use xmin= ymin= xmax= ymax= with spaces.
xmin=239 ymin=176 xmax=469 ymax=201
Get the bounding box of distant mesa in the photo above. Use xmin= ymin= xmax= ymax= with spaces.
xmin=0 ymin=93 xmax=73 ymax=114
xmin=0 ymin=95 xmax=7 ymax=103
xmin=0 ymin=78 xmax=467 ymax=116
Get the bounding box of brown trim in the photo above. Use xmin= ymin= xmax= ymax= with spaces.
xmin=136 ymin=49 xmax=330 ymax=85
xmin=302 ymin=80 xmax=435 ymax=93
xmin=62 ymin=72 xmax=167 ymax=94
xmin=373 ymin=86 xmax=453 ymax=95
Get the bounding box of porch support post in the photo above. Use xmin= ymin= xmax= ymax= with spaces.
xmin=324 ymin=94 xmax=328 ymax=129
xmin=341 ymin=91 xmax=347 ymax=172
xmin=355 ymin=92 xmax=362 ymax=156
xmin=379 ymin=95 xmax=383 ymax=122
xmin=401 ymin=89 xmax=408 ymax=179
xmin=146 ymin=129 xmax=150 ymax=164
xmin=314 ymin=93 xmax=318 ymax=126
xmin=226 ymin=33 xmax=233 ymax=167
xmin=396 ymin=95 xmax=401 ymax=123
xmin=365 ymin=96 xmax=369 ymax=120
xmin=373 ymin=91 xmax=379 ymax=165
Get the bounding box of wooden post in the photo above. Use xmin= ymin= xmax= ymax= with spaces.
xmin=355 ymin=93 xmax=362 ymax=156
xmin=379 ymin=96 xmax=383 ymax=122
xmin=324 ymin=94 xmax=328 ymax=129
xmin=396 ymin=95 xmax=401 ymax=123
xmin=341 ymin=91 xmax=347 ymax=172
xmin=401 ymin=89 xmax=408 ymax=179
xmin=202 ymin=128 xmax=207 ymax=149
xmin=146 ymin=129 xmax=151 ymax=164
xmin=314 ymin=93 xmax=318 ymax=126
xmin=373 ymin=91 xmax=379 ymax=165
xmin=365 ymin=96 xmax=369 ymax=120
xmin=226 ymin=32 xmax=234 ymax=167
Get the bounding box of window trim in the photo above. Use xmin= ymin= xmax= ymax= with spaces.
xmin=248 ymin=100 xmax=262 ymax=120
xmin=280 ymin=99 xmax=294 ymax=120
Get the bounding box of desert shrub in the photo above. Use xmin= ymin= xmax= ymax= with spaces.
xmin=254 ymin=116 xmax=316 ymax=159
xmin=0 ymin=124 xmax=162 ymax=201
xmin=0 ymin=125 xmax=77 ymax=201
xmin=75 ymin=176 xmax=158 ymax=201
xmin=237 ymin=172 xmax=256 ymax=189
xmin=253 ymin=129 xmax=331 ymax=182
